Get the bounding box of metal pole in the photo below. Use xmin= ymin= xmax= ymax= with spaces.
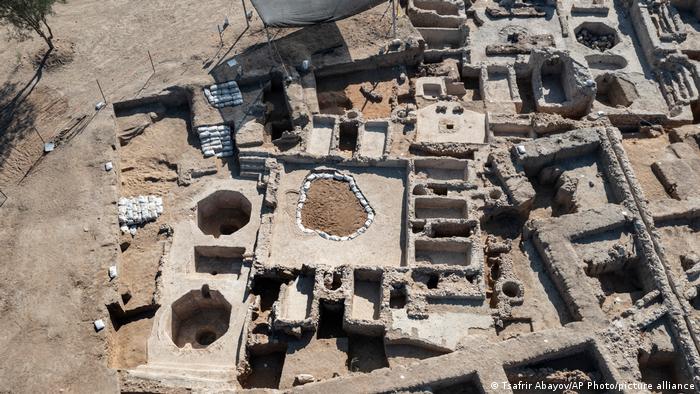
xmin=96 ymin=79 xmax=107 ymax=103
xmin=242 ymin=0 xmax=250 ymax=28
xmin=392 ymin=0 xmax=397 ymax=38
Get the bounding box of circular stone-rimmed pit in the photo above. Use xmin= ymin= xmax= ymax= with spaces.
xmin=296 ymin=172 xmax=375 ymax=241
xmin=499 ymin=279 xmax=525 ymax=302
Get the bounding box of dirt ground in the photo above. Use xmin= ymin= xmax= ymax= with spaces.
xmin=117 ymin=224 xmax=166 ymax=309
xmin=0 ymin=0 xmax=402 ymax=390
xmin=621 ymin=134 xmax=671 ymax=202
xmin=301 ymin=178 xmax=368 ymax=236
xmin=0 ymin=1 xmax=262 ymax=391
xmin=0 ymin=110 xmax=120 ymax=392
xmin=116 ymin=106 xmax=198 ymax=196
xmin=108 ymin=308 xmax=157 ymax=369
xmin=316 ymin=68 xmax=402 ymax=118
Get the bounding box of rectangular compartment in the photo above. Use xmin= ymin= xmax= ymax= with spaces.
xmin=414 ymin=197 xmax=468 ymax=219
xmin=414 ymin=158 xmax=469 ymax=180
xmin=279 ymin=274 xmax=314 ymax=321
xmin=414 ymin=239 xmax=472 ymax=266
xmin=360 ymin=121 xmax=388 ymax=158
xmin=194 ymin=246 xmax=244 ymax=276
xmin=308 ymin=116 xmax=335 ymax=156
xmin=352 ymin=270 xmax=382 ymax=320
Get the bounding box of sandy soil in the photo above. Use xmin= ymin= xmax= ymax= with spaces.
xmin=117 ymin=112 xmax=194 ymax=196
xmin=301 ymin=178 xmax=368 ymax=236
xmin=621 ymin=134 xmax=671 ymax=202
xmin=0 ymin=0 xmax=258 ymax=391
xmin=0 ymin=112 xmax=120 ymax=392
xmin=316 ymin=68 xmax=401 ymax=118
xmin=117 ymin=224 xmax=166 ymax=309
xmin=108 ymin=310 xmax=157 ymax=369
xmin=0 ymin=0 xmax=403 ymax=389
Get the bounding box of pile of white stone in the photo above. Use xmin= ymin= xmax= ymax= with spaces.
xmin=204 ymin=81 xmax=243 ymax=108
xmin=118 ymin=196 xmax=164 ymax=235
xmin=296 ymin=172 xmax=375 ymax=241
xmin=197 ymin=125 xmax=234 ymax=158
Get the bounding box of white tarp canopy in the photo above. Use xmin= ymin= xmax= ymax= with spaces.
xmin=250 ymin=0 xmax=387 ymax=27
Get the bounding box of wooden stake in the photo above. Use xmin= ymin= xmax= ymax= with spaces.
xmin=96 ymin=79 xmax=107 ymax=103
xmin=33 ymin=126 xmax=45 ymax=144
xmin=147 ymin=50 xmax=156 ymax=74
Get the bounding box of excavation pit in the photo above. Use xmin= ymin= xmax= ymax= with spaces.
xmin=390 ymin=286 xmax=408 ymax=309
xmin=540 ymin=62 xmax=566 ymax=105
xmin=339 ymin=122 xmax=359 ymax=153
xmin=431 ymin=221 xmax=474 ymax=238
xmin=352 ymin=270 xmax=382 ymax=321
xmin=595 ymin=74 xmax=638 ymax=108
xmin=279 ymin=274 xmax=314 ymax=321
xmin=414 ymin=239 xmax=473 ymax=267
xmin=264 ymin=76 xmax=293 ymax=141
xmin=315 ymin=68 xmax=407 ymax=118
xmin=414 ymin=0 xmax=460 ymax=15
xmin=197 ymin=190 xmax=252 ymax=238
xmin=505 ymin=346 xmax=610 ymax=392
xmin=170 ymin=288 xmax=232 ymax=349
xmin=498 ymin=279 xmax=524 ymax=302
xmin=243 ymin=352 xmax=286 ymax=389
xmin=318 ymin=301 xmax=347 ymax=339
xmin=360 ymin=121 xmax=388 ymax=158
xmin=194 ymin=246 xmax=244 ymax=276
xmin=414 ymin=197 xmax=468 ymax=220
xmin=414 ymin=158 xmax=469 ymax=180
xmin=575 ymin=22 xmax=620 ymax=52
xmin=347 ymin=335 xmax=388 ymax=372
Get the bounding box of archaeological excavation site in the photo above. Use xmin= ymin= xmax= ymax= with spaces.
xmin=5 ymin=0 xmax=700 ymax=392
xmin=105 ymin=0 xmax=700 ymax=392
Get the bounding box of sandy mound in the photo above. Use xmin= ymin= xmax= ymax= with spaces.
xmin=301 ymin=178 xmax=368 ymax=237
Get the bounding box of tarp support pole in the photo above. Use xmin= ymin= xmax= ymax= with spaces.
xmin=264 ymin=26 xmax=290 ymax=79
xmin=242 ymin=0 xmax=250 ymax=28
xmin=392 ymin=0 xmax=397 ymax=38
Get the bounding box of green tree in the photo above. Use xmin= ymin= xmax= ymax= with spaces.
xmin=0 ymin=0 xmax=66 ymax=50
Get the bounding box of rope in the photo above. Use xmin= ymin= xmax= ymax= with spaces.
xmin=264 ymin=26 xmax=290 ymax=78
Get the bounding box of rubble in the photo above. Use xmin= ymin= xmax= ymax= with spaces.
xmin=576 ymin=27 xmax=616 ymax=52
